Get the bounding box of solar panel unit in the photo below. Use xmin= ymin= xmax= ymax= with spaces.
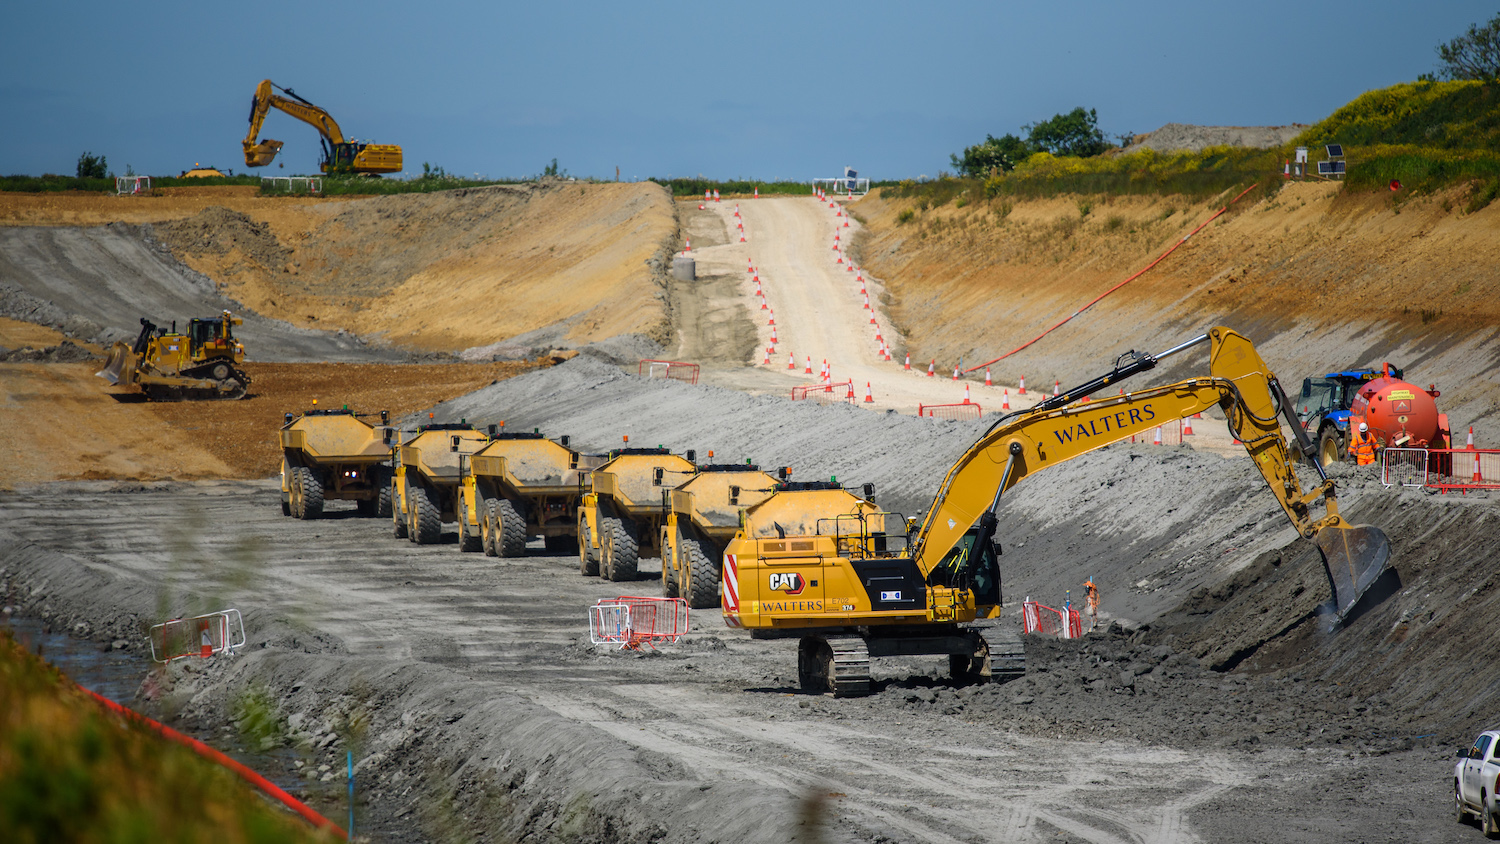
xmin=1326 ymin=144 xmax=1344 ymax=158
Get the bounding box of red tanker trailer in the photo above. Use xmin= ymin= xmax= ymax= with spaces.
xmin=1348 ymin=363 xmax=1450 ymax=450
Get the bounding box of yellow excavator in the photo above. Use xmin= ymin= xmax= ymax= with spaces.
xmin=242 ymin=79 xmax=402 ymax=175
xmin=722 ymin=327 xmax=1393 ymax=696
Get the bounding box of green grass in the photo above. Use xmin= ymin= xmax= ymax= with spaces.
xmin=652 ymin=178 xmax=813 ymax=197
xmin=0 ymin=630 xmax=333 ymax=844
xmin=1291 ymin=80 xmax=1500 ymax=152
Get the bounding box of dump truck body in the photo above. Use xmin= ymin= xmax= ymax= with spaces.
xmin=278 ymin=408 xmax=392 ymax=519
xmin=390 ymin=424 xmax=488 ymax=545
xmin=661 ymin=465 xmax=779 ymax=609
xmin=577 ymin=448 xmax=697 ymax=581
xmin=455 ymin=431 xmax=606 ymax=557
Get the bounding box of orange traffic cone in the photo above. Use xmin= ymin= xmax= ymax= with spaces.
xmin=1153 ymin=427 xmax=1162 ymax=445
xmin=754 ymin=187 xmax=758 ymax=198
xmin=1053 ymin=379 xmax=1061 ymax=397
xmin=1019 ymin=375 xmax=1026 ymax=395
xmin=767 ymin=311 xmax=774 ymax=325
xmin=904 ymin=354 xmax=911 ymax=371
xmin=788 ymin=352 xmax=796 ymax=370
xmin=761 ymin=298 xmax=768 ymax=310
xmin=1183 ymin=416 xmax=1195 ymax=436
xmin=1002 ymin=389 xmax=1010 ymax=410
xmin=763 ymin=348 xmax=771 ymax=365
xmin=846 ymin=381 xmax=856 ymax=399
xmin=684 ymin=238 xmax=691 ymax=253
xmin=740 ymin=233 xmax=747 ymax=242
xmin=927 ymin=359 xmax=935 ymax=377
xmin=864 ymin=382 xmax=874 ymax=403
xmin=805 ymin=356 xmax=813 ymax=374
xmin=985 ymin=368 xmax=993 ymax=387
xmin=963 ymin=384 xmax=972 ymax=404
xmin=952 ymin=365 xmax=960 ymax=381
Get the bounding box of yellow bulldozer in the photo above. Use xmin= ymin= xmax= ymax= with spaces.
xmin=243 ymin=79 xmax=402 ymax=175
xmin=723 ymin=327 xmax=1393 ymax=696
xmin=97 ymin=312 xmax=251 ymax=400
xmin=661 ymin=461 xmax=779 ymax=609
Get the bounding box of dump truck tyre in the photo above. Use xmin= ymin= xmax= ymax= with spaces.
xmin=578 ymin=512 xmax=599 ymax=576
xmin=481 ymin=499 xmax=499 ymax=557
xmin=280 ymin=495 xmax=291 ymax=517
xmin=375 ymin=469 xmax=393 ymax=518
xmin=392 ymin=482 xmax=408 ymax=539
xmin=411 ymin=486 xmax=442 ymax=545
xmin=683 ymin=538 xmax=719 ymax=610
xmin=601 ymin=517 xmax=639 ymax=581
xmin=297 ymin=466 xmax=324 ymax=520
xmin=495 ymin=498 xmax=527 ymax=558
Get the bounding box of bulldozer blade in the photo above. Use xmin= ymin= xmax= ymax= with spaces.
xmin=1315 ymin=522 xmax=1392 ymax=620
xmin=96 ymin=343 xmax=130 ymax=385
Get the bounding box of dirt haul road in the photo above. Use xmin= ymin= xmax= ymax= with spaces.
xmin=678 ymin=196 xmax=1245 ymax=457
xmin=4 ymin=358 xmax=1491 ymax=844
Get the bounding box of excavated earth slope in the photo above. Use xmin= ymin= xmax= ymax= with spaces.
xmin=854 ymin=182 xmax=1500 ymax=430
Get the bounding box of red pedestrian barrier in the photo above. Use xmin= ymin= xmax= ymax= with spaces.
xmin=638 ymin=359 xmax=700 ymax=385
xmin=918 ymin=402 xmax=982 ymax=421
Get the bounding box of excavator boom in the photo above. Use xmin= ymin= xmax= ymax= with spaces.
xmin=917 ymin=326 xmax=1389 ymax=619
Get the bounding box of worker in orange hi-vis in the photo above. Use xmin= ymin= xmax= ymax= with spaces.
xmin=1349 ymin=420 xmax=1378 ymax=466
xmin=1084 ymin=578 xmax=1099 ymax=631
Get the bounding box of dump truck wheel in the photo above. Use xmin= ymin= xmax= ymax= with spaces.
xmin=297 ymin=466 xmax=323 ymax=520
xmin=481 ymin=499 xmax=499 ymax=557
xmin=288 ymin=475 xmax=303 ymax=518
xmin=682 ymin=538 xmax=719 ymax=610
xmin=577 ymin=512 xmax=599 ymax=576
xmin=544 ymin=534 xmax=576 ymax=554
xmin=601 ymin=517 xmax=639 ymax=581
xmin=374 ymin=468 xmax=393 ymax=518
xmin=661 ymin=529 xmax=680 ymax=598
xmin=411 ymin=485 xmax=442 ymax=545
xmin=494 ymin=498 xmax=527 ymax=558
xmin=456 ymin=491 xmax=482 ymax=552
xmin=391 ymin=481 xmax=408 ymax=538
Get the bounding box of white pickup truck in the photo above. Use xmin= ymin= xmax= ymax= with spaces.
xmin=1456 ymin=730 xmax=1500 ymax=837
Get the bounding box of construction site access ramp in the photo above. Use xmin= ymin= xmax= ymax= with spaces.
xmin=592 ymin=449 xmax=696 ymax=517
xmin=281 ymin=411 xmax=389 ymax=466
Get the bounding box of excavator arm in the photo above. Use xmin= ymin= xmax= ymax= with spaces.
xmin=915 ymin=326 xmax=1390 ymax=619
xmin=244 ymin=79 xmax=348 ymax=168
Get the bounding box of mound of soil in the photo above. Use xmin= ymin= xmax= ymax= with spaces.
xmin=1123 ymin=123 xmax=1309 ymax=153
xmin=0 ymin=340 xmax=96 ymax=363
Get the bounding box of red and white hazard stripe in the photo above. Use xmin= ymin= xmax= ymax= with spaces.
xmin=722 ymin=553 xmax=741 ymax=626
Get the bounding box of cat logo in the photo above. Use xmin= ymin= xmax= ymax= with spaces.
xmin=768 ymin=572 xmax=805 ymax=595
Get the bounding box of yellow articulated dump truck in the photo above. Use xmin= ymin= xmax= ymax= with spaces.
xmin=98 ymin=313 xmax=250 ymax=400
xmin=390 ymin=422 xmax=489 ymax=545
xmin=454 ymin=426 xmax=606 ymax=557
xmin=278 ymin=406 xmax=392 ymax=519
xmin=577 ymin=447 xmax=698 ymax=581
xmin=661 ymin=461 xmax=779 ymax=609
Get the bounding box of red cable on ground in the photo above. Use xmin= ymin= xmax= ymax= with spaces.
xmin=79 ymin=686 xmax=347 ymax=839
xmin=965 ymin=183 xmax=1260 ymax=373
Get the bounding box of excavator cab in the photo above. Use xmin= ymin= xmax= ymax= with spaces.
xmin=926 ymin=527 xmax=1001 ymax=607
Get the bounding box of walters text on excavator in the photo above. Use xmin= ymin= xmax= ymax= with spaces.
xmin=722 ymin=327 xmax=1393 ymax=696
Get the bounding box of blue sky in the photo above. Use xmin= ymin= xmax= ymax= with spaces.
xmin=1 ymin=1 xmax=1491 ymax=181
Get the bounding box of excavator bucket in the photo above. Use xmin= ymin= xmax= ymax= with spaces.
xmin=1314 ymin=520 xmax=1392 ymax=619
xmin=243 ymin=139 xmax=284 ymax=168
xmin=96 ymin=343 xmax=133 ymax=386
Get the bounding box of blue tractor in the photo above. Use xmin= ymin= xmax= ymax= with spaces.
xmin=1294 ymin=367 xmax=1399 ymax=467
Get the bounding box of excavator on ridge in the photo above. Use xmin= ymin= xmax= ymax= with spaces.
xmin=722 ymin=327 xmax=1394 ymax=696
xmin=242 ymin=79 xmax=402 ymax=175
